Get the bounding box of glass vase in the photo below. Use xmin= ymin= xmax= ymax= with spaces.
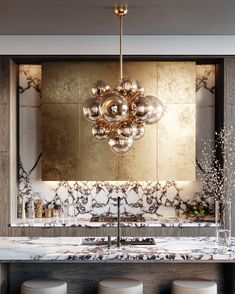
xmin=215 ymin=199 xmax=231 ymax=248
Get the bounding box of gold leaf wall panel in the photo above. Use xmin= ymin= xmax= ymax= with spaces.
xmin=157 ymin=62 xmax=196 ymax=180
xmin=42 ymin=61 xmax=195 ymax=181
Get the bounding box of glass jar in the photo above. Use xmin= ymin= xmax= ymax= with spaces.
xmin=36 ymin=200 xmax=43 ymax=218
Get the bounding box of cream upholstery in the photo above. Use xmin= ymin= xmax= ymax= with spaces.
xmin=98 ymin=278 xmax=143 ymax=294
xmin=21 ymin=278 xmax=67 ymax=294
xmin=172 ymin=279 xmax=217 ymax=294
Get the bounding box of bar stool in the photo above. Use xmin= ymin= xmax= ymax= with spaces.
xmin=172 ymin=279 xmax=217 ymax=294
xmin=21 ymin=278 xmax=67 ymax=294
xmin=98 ymin=277 xmax=143 ymax=294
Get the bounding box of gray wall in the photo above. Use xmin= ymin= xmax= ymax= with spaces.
xmin=224 ymin=57 xmax=235 ymax=236
xmin=0 ymin=56 xmax=234 ymax=237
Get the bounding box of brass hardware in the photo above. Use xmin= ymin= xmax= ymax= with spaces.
xmin=114 ymin=5 xmax=128 ymax=17
xmin=114 ymin=5 xmax=128 ymax=79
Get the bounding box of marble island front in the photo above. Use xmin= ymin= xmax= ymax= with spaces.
xmin=1 ymin=237 xmax=234 ymax=293
xmin=0 ymin=236 xmax=234 ymax=263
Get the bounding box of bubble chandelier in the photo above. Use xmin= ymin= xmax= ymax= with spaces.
xmin=83 ymin=5 xmax=164 ymax=154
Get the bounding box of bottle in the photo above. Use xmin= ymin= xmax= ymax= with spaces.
xmin=28 ymin=197 xmax=35 ymax=219
xmin=22 ymin=196 xmax=26 ymax=219
xmin=45 ymin=207 xmax=52 ymax=218
xmin=18 ymin=195 xmax=23 ymax=219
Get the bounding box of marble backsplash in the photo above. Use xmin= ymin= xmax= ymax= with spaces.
xmin=18 ymin=64 xmax=216 ymax=220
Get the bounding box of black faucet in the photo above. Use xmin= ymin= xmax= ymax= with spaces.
xmin=117 ymin=196 xmax=121 ymax=247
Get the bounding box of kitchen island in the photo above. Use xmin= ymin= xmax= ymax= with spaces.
xmin=0 ymin=237 xmax=234 ymax=293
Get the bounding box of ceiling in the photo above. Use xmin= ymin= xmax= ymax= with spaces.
xmin=0 ymin=0 xmax=235 ymax=35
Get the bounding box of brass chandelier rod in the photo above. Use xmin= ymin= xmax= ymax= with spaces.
xmin=120 ymin=14 xmax=123 ymax=79
xmin=115 ymin=5 xmax=128 ymax=80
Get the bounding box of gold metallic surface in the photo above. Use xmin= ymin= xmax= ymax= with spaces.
xmin=157 ymin=61 xmax=196 ymax=180
xmin=42 ymin=61 xmax=195 ymax=181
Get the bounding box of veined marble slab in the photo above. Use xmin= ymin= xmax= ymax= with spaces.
xmin=0 ymin=237 xmax=234 ymax=263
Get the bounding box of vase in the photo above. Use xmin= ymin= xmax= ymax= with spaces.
xmin=215 ymin=199 xmax=231 ymax=247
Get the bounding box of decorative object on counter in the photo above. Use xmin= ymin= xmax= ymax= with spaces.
xmin=27 ymin=196 xmax=35 ymax=219
xmin=52 ymin=208 xmax=60 ymax=219
xmin=184 ymin=203 xmax=215 ymax=222
xmin=198 ymin=126 xmax=235 ymax=247
xmin=21 ymin=278 xmax=67 ymax=294
xmin=22 ymin=196 xmax=26 ymax=219
xmin=172 ymin=279 xmax=217 ymax=294
xmin=45 ymin=207 xmax=52 ymax=218
xmin=198 ymin=127 xmax=235 ymax=201
xmin=68 ymin=203 xmax=76 ymax=223
xmin=59 ymin=203 xmax=65 ymax=222
xmin=82 ymin=6 xmax=164 ymax=154
xmin=214 ymin=128 xmax=234 ymax=248
xmin=98 ymin=278 xmax=143 ymax=294
xmin=18 ymin=195 xmax=26 ymax=219
xmin=215 ymin=198 xmax=231 ymax=247
xmin=36 ymin=200 xmax=43 ymax=218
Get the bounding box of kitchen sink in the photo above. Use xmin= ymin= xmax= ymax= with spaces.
xmin=90 ymin=215 xmax=145 ymax=222
xmin=82 ymin=237 xmax=155 ymax=246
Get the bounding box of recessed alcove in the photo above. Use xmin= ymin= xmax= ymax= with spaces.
xmin=9 ymin=57 xmax=223 ymax=227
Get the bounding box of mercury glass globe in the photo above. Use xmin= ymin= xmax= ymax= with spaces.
xmin=99 ymin=92 xmax=128 ymax=123
xmin=91 ymin=80 xmax=111 ymax=97
xmin=136 ymin=80 xmax=145 ymax=96
xmin=83 ymin=97 xmax=101 ymax=121
xmin=117 ymin=121 xmax=137 ymax=138
xmin=145 ymin=95 xmax=164 ymax=124
xmin=116 ymin=78 xmax=138 ymax=96
xmin=131 ymin=96 xmax=152 ymax=122
xmin=108 ymin=136 xmax=133 ymax=154
xmin=92 ymin=121 xmax=110 ymax=140
xmin=134 ymin=123 xmax=145 ymax=140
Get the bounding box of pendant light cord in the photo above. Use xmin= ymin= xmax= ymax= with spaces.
xmin=120 ymin=14 xmax=123 ymax=80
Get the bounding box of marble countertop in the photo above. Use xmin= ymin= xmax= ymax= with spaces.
xmin=0 ymin=237 xmax=234 ymax=263
xmin=10 ymin=217 xmax=215 ymax=228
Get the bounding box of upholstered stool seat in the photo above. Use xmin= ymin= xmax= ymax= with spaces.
xmin=172 ymin=279 xmax=217 ymax=294
xmin=21 ymin=278 xmax=67 ymax=294
xmin=98 ymin=278 xmax=143 ymax=294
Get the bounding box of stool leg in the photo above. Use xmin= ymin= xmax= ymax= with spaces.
xmin=0 ymin=263 xmax=8 ymax=294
